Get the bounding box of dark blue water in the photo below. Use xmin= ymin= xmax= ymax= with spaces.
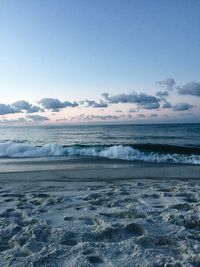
xmin=0 ymin=123 xmax=199 ymax=146
xmin=0 ymin=123 xmax=199 ymax=164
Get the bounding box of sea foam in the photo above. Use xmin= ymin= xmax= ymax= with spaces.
xmin=0 ymin=142 xmax=200 ymax=164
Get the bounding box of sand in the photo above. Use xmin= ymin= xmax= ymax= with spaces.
xmin=0 ymin=161 xmax=199 ymax=267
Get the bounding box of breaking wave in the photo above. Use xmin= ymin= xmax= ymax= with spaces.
xmin=0 ymin=142 xmax=200 ymax=164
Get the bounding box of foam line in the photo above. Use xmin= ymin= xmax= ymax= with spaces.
xmin=0 ymin=142 xmax=199 ymax=164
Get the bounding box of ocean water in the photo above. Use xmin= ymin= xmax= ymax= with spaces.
xmin=0 ymin=123 xmax=200 ymax=164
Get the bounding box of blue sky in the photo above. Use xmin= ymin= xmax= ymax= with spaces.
xmin=0 ymin=0 xmax=199 ymax=124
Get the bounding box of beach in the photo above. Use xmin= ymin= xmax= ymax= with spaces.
xmin=0 ymin=160 xmax=200 ymax=267
xmin=1 ymin=0 xmax=200 ymax=265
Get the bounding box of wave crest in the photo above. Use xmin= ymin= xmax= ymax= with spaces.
xmin=0 ymin=142 xmax=200 ymax=165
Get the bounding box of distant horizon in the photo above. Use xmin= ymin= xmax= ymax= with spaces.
xmin=0 ymin=120 xmax=200 ymax=128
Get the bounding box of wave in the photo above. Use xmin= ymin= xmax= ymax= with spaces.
xmin=130 ymin=143 xmax=200 ymax=155
xmin=0 ymin=142 xmax=200 ymax=165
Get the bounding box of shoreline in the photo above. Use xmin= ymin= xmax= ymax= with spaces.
xmin=0 ymin=159 xmax=200 ymax=180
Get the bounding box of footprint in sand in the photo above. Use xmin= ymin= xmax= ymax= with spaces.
xmin=87 ymin=255 xmax=104 ymax=265
xmin=94 ymin=222 xmax=146 ymax=243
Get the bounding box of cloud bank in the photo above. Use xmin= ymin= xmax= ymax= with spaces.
xmin=0 ymin=78 xmax=199 ymax=124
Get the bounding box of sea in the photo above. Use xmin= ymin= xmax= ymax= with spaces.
xmin=0 ymin=123 xmax=200 ymax=165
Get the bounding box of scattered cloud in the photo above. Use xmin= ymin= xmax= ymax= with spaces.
xmin=102 ymin=92 xmax=160 ymax=111
xmin=156 ymin=78 xmax=175 ymax=91
xmin=12 ymin=100 xmax=31 ymax=111
xmin=162 ymin=101 xmax=173 ymax=109
xmin=0 ymin=115 xmax=49 ymax=124
xmin=87 ymin=115 xmax=119 ymax=120
xmin=173 ymin=103 xmax=193 ymax=111
xmin=0 ymin=78 xmax=199 ymax=124
xmin=81 ymin=100 xmax=108 ymax=108
xmin=71 ymin=114 xmax=120 ymax=121
xmin=27 ymin=105 xmax=44 ymax=113
xmin=0 ymin=117 xmax=26 ymax=124
xmin=39 ymin=98 xmax=78 ymax=111
xmin=12 ymin=100 xmax=43 ymax=113
xmin=63 ymin=101 xmax=79 ymax=107
xmin=142 ymin=102 xmax=160 ymax=109
xmin=102 ymin=92 xmax=160 ymax=105
xmin=26 ymin=115 xmax=49 ymax=122
xmin=156 ymin=91 xmax=169 ymax=100
xmin=177 ymin=81 xmax=200 ymax=97
xmin=0 ymin=104 xmax=18 ymax=115
xmin=129 ymin=108 xmax=137 ymax=113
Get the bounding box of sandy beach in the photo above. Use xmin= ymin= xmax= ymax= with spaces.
xmin=1 ymin=0 xmax=200 ymax=265
xmin=0 ymin=161 xmax=199 ymax=267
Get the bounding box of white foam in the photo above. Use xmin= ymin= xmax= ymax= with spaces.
xmin=0 ymin=142 xmax=200 ymax=164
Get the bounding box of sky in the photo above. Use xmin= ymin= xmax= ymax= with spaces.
xmin=0 ymin=0 xmax=200 ymax=125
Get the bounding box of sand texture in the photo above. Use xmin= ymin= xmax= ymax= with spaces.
xmin=0 ymin=164 xmax=199 ymax=267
